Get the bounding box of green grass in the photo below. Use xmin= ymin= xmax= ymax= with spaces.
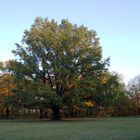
xmin=0 ymin=117 xmax=140 ymax=140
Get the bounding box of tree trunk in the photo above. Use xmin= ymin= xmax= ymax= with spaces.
xmin=6 ymin=107 xmax=9 ymax=119
xmin=52 ymin=107 xmax=61 ymax=120
xmin=39 ymin=108 xmax=43 ymax=119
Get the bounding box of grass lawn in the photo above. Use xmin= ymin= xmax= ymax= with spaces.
xmin=0 ymin=117 xmax=140 ymax=140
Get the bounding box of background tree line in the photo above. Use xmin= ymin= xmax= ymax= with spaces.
xmin=0 ymin=17 xmax=139 ymax=120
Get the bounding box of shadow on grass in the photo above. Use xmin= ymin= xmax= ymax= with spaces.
xmin=0 ymin=115 xmax=140 ymax=123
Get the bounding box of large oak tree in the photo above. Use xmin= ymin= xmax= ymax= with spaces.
xmin=10 ymin=17 xmax=109 ymax=120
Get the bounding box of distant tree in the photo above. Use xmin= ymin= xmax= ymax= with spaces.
xmin=111 ymin=78 xmax=132 ymax=116
xmin=0 ymin=61 xmax=15 ymax=118
xmin=127 ymin=75 xmax=140 ymax=114
xmin=6 ymin=76 xmax=52 ymax=119
xmin=89 ymin=71 xmax=128 ymax=116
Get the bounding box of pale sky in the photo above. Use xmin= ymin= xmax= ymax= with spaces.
xmin=0 ymin=0 xmax=140 ymax=84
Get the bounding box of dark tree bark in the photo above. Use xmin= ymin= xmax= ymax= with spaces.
xmin=52 ymin=107 xmax=61 ymax=120
xmin=39 ymin=108 xmax=43 ymax=119
xmin=5 ymin=107 xmax=10 ymax=119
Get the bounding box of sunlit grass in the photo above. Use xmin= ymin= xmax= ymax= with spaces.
xmin=0 ymin=117 xmax=140 ymax=140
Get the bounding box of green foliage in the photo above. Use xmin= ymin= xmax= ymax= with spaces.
xmin=113 ymin=93 xmax=132 ymax=115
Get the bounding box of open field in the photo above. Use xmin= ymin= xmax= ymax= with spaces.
xmin=0 ymin=117 xmax=140 ymax=140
